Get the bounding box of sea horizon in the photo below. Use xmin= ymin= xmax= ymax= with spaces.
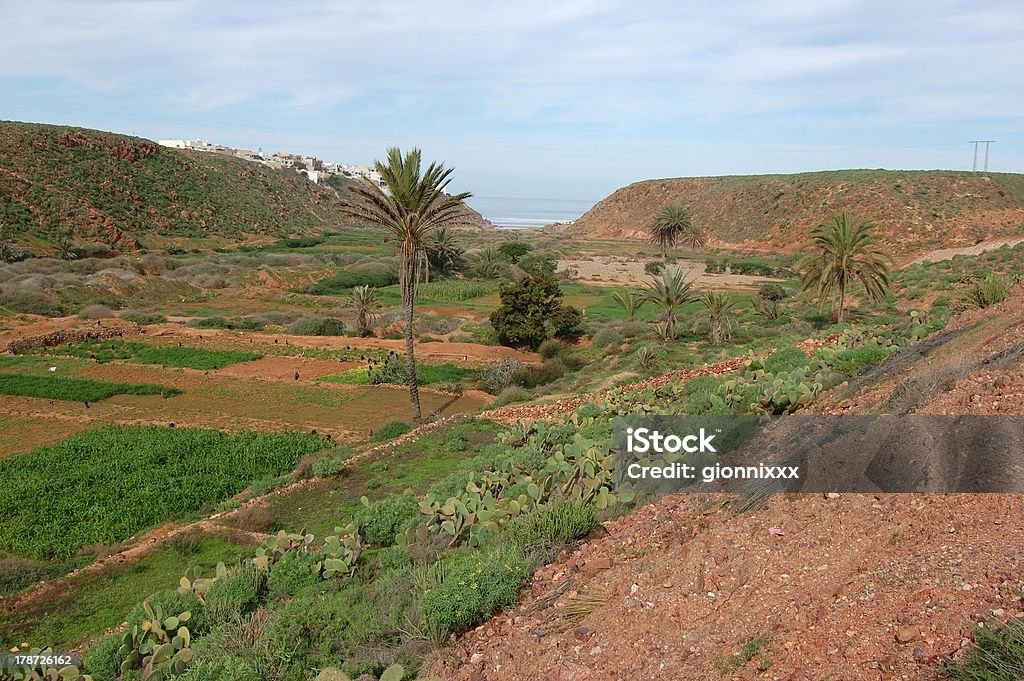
xmin=465 ymin=195 xmax=595 ymax=229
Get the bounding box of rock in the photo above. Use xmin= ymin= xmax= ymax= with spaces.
xmin=896 ymin=626 xmax=922 ymax=644
xmin=470 ymin=652 xmax=484 ymax=664
xmin=586 ymin=556 xmax=612 ymax=572
xmin=574 ymin=626 xmax=594 ymax=641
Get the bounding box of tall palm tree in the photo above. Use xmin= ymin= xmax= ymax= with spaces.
xmin=346 ymin=285 xmax=382 ymax=337
xmin=649 ymin=203 xmax=691 ymax=258
xmin=701 ymin=290 xmax=735 ymax=345
xmin=680 ymin=222 xmax=709 ymax=250
xmin=642 ymin=268 xmax=697 ymax=329
xmin=797 ymin=211 xmax=891 ymax=323
xmin=611 ymin=289 xmax=645 ymax=322
xmin=339 ymin=148 xmax=472 ymax=423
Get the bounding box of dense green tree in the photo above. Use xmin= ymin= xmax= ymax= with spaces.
xmin=797 ymin=211 xmax=891 ymax=323
xmin=339 ymin=147 xmax=472 ymax=423
xmin=498 ymin=241 xmax=531 ymax=263
xmin=490 ymin=274 xmax=581 ymax=349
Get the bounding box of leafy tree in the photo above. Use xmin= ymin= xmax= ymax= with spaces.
xmin=345 ymin=285 xmax=382 ymax=337
xmin=701 ymin=290 xmax=736 ymax=345
xmin=611 ymin=289 xmax=645 ymax=321
xmin=490 ymin=274 xmax=580 ymax=349
xmin=339 ymin=147 xmax=472 ymax=423
xmin=498 ymin=241 xmax=531 ymax=263
xmin=797 ymin=211 xmax=891 ymax=323
xmin=517 ymin=254 xmax=556 ymax=277
xmin=642 ymin=268 xmax=697 ymax=330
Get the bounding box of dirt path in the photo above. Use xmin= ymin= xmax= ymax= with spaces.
xmin=902 ymin=236 xmax=1024 ymax=266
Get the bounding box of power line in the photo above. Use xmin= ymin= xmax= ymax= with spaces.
xmin=969 ymin=140 xmax=995 ymax=172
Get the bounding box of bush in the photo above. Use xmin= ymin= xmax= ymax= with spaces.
xmin=644 ymin=261 xmax=664 ymax=276
xmin=354 ymin=494 xmax=420 ymax=548
xmin=479 ymin=357 xmax=527 ymax=394
xmin=758 ymin=283 xmax=787 ymax=301
xmin=537 ymin=338 xmax=569 ymax=360
xmin=962 ymin=273 xmax=1012 ymax=309
xmin=121 ymin=310 xmax=167 ymax=325
xmin=498 ymin=242 xmax=531 ymax=263
xmin=300 ymin=269 xmax=398 ymax=295
xmin=503 ymin=500 xmax=597 ymax=557
xmin=419 ymin=546 xmax=532 ymax=639
xmin=372 ymin=420 xmax=413 ymax=442
xmin=492 ymin=386 xmax=531 ymax=407
xmin=204 ymin=572 xmax=259 ymax=625
xmin=78 ymin=303 xmax=115 ymax=319
xmin=82 ymin=633 xmax=122 ymax=681
xmin=514 ymin=357 xmax=567 ymax=388
xmin=287 ymin=315 xmax=346 ymax=336
xmin=311 ymin=457 xmax=346 ymax=477
xmin=0 ymin=290 xmax=65 ymax=317
xmin=763 ymin=347 xmax=808 ymax=374
xmin=490 ymin=274 xmax=576 ymax=350
xmin=942 ymin=620 xmax=1024 ymax=680
xmin=826 ymin=344 xmax=893 ymax=376
xmin=267 ymin=550 xmax=322 ymax=599
xmin=517 ymin=254 xmax=556 ymax=277
xmin=590 ymin=326 xmax=624 ymax=349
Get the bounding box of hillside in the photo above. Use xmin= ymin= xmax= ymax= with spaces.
xmin=564 ymin=170 xmax=1024 ymax=258
xmin=0 ymin=121 xmax=490 ymax=254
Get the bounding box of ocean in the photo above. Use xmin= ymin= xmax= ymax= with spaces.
xmin=465 ymin=196 xmax=595 ymax=229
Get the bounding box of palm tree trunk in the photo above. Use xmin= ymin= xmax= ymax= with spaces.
xmin=837 ymin=283 xmax=846 ymax=324
xmin=402 ymin=242 xmax=422 ymax=424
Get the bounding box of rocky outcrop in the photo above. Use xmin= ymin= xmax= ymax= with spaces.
xmin=4 ymin=323 xmax=142 ymax=354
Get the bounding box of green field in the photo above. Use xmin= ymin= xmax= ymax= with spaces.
xmin=24 ymin=339 xmax=262 ymax=370
xmin=0 ymin=373 xmax=181 ymax=401
xmin=318 ymin=362 xmax=472 ymax=386
xmin=0 ymin=426 xmax=327 ymax=560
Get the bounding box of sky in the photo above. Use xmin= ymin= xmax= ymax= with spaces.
xmin=2 ymin=0 xmax=1023 ymax=201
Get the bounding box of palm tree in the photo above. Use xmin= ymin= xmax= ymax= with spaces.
xmin=680 ymin=222 xmax=708 ymax=250
xmin=425 ymin=227 xmax=464 ymax=277
xmin=701 ymin=291 xmax=735 ymax=345
xmin=642 ymin=268 xmax=697 ymax=330
xmin=473 ymin=247 xmax=504 ymax=278
xmin=797 ymin=211 xmax=891 ymax=323
xmin=339 ymin=148 xmax=472 ymax=423
xmin=649 ymin=203 xmax=691 ymax=258
xmin=346 ymin=285 xmax=382 ymax=337
xmin=611 ymin=289 xmax=645 ymax=322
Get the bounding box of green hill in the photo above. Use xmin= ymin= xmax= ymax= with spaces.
xmin=0 ymin=121 xmax=487 ymax=256
xmin=565 ymin=169 xmax=1024 ymax=258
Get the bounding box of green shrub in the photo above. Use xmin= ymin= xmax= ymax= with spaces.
xmin=942 ymin=620 xmax=1024 ymax=680
xmin=590 ymin=326 xmax=624 ymax=349
xmin=121 ymin=310 xmax=167 ymax=325
xmin=372 ymin=420 xmax=414 ymax=442
xmin=514 ymin=357 xmax=567 ymax=388
xmin=492 ymin=386 xmax=531 ymax=407
xmin=82 ymin=633 xmax=122 ymax=681
xmin=644 ymin=261 xmax=664 ymax=276
xmin=288 ymin=315 xmax=346 ymax=336
xmin=538 ymin=338 xmax=569 ymax=360
xmin=490 ymin=274 xmax=577 ymax=350
xmin=758 ymin=283 xmax=787 ymax=301
xmin=763 ymin=347 xmax=807 ymax=374
xmin=354 ymin=494 xmax=420 ymax=547
xmin=311 ymin=457 xmax=346 ymax=477
xmin=78 ymin=304 xmax=115 ymax=319
xmin=503 ymin=500 xmax=597 ymax=556
xmin=267 ymin=550 xmax=322 ymax=599
xmin=419 ymin=546 xmax=532 ymax=639
xmin=299 ymin=270 xmax=398 ymax=295
xmin=204 ymin=573 xmax=259 ymax=625
xmin=0 ymin=557 xmax=68 ymax=597
xmin=0 ymin=290 xmax=65 ymax=317
xmin=826 ymin=344 xmax=893 ymax=376
xmin=498 ymin=242 xmax=531 ymax=263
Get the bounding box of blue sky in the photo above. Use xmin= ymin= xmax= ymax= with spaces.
xmin=2 ymin=0 xmax=1023 ymax=201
